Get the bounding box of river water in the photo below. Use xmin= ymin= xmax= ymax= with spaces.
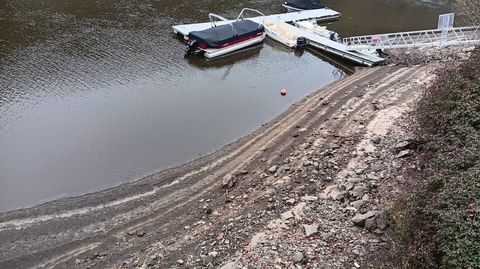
xmin=0 ymin=0 xmax=449 ymax=212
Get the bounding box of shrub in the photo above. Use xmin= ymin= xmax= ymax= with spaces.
xmin=387 ymin=47 xmax=480 ymax=269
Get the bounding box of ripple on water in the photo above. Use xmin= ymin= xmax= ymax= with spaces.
xmin=0 ymin=0 xmax=449 ymax=212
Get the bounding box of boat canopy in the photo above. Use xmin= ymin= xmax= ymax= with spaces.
xmin=189 ymin=20 xmax=264 ymax=48
xmin=283 ymin=0 xmax=325 ymax=10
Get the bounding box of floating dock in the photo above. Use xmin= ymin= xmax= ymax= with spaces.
xmin=268 ymin=22 xmax=384 ymax=66
xmin=172 ymin=8 xmax=384 ymax=66
xmin=301 ymin=31 xmax=384 ymax=66
xmin=173 ymin=8 xmax=340 ymax=40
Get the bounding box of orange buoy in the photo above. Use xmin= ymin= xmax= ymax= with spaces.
xmin=280 ymin=88 xmax=287 ymax=96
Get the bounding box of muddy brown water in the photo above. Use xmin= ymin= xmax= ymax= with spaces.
xmin=0 ymin=0 xmax=449 ymax=212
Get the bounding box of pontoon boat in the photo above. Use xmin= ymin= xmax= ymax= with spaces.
xmin=185 ymin=11 xmax=266 ymax=59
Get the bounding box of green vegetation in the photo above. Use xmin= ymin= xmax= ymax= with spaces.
xmin=387 ymin=48 xmax=480 ymax=269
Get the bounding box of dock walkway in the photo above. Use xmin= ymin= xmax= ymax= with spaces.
xmin=172 ymin=8 xmax=340 ymax=39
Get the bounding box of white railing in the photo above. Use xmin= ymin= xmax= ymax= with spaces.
xmin=343 ymin=26 xmax=480 ymax=51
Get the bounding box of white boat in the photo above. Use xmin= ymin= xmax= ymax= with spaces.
xmin=294 ymin=20 xmax=339 ymax=41
xmin=264 ymin=22 xmax=306 ymax=48
xmin=294 ymin=20 xmax=387 ymax=65
xmin=185 ymin=10 xmax=266 ymax=59
xmin=282 ymin=0 xmax=327 ymax=12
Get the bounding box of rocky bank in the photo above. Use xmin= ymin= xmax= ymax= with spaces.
xmin=0 ymin=46 xmax=474 ymax=269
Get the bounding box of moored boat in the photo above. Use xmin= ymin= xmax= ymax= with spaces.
xmin=185 ymin=19 xmax=266 ymax=59
xmin=295 ymin=20 xmax=341 ymax=41
xmin=264 ymin=22 xmax=307 ymax=48
xmin=282 ymin=0 xmax=327 ymax=12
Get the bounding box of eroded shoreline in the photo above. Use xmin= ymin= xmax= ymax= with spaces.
xmin=0 ymin=47 xmax=473 ymax=269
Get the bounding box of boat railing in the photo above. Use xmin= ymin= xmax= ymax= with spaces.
xmin=208 ymin=13 xmax=239 ymax=36
xmin=236 ymin=8 xmax=265 ymax=21
xmin=208 ymin=8 xmax=266 ymax=34
xmin=208 ymin=13 xmax=229 ymax=23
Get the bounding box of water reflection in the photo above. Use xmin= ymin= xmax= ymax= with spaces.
xmin=0 ymin=0 xmax=450 ymax=212
xmin=186 ymin=44 xmax=263 ymax=70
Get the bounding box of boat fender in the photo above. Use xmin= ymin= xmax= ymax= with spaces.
xmin=185 ymin=40 xmax=199 ymax=58
xmin=376 ymin=49 xmax=389 ymax=58
xmin=297 ymin=37 xmax=309 ymax=47
xmin=330 ymin=32 xmax=341 ymax=43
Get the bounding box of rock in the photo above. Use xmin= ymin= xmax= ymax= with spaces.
xmin=286 ymin=198 xmax=296 ymax=205
xmin=303 ymin=224 xmax=319 ymax=237
xmin=371 ymin=136 xmax=381 ymax=144
xmin=365 ymin=217 xmax=377 ymax=230
xmin=345 ymin=182 xmax=355 ymax=191
xmin=222 ymin=173 xmax=236 ymax=189
xmin=208 ymin=251 xmax=218 ymax=258
xmin=321 ymin=232 xmax=333 ymax=241
xmin=395 ymin=141 xmax=412 ymax=151
xmin=355 ymin=168 xmax=366 ymax=175
xmin=366 ymin=173 xmax=379 ymax=181
xmin=350 ymin=200 xmax=364 ymax=210
xmin=376 ymin=211 xmax=388 ymax=230
xmin=351 ymin=185 xmax=368 ymax=198
xmin=203 ymin=253 xmax=216 ymax=264
xmin=136 ymin=231 xmax=146 ymax=237
xmin=300 ymin=195 xmax=318 ymax=202
xmin=303 ymin=160 xmax=313 ymax=167
xmin=147 ymin=255 xmax=158 ymax=267
xmin=177 ymin=259 xmax=184 ymax=265
xmin=281 ymin=211 xmax=294 ymax=220
xmin=259 ymin=172 xmax=269 ymax=179
xmin=74 ymin=259 xmax=82 ymax=265
xmin=268 ymin=165 xmax=278 ymax=174
xmin=236 ymin=170 xmax=249 ymax=176
xmin=346 ymin=206 xmax=358 ymax=212
xmin=370 ymin=163 xmax=386 ymax=172
xmin=292 ymin=251 xmax=305 ymax=264
xmin=351 ymin=211 xmax=378 ymax=227
xmin=397 ymin=150 xmax=413 ymax=158
xmin=220 ymin=262 xmax=241 ymax=269
xmin=323 ymin=186 xmax=346 ymax=201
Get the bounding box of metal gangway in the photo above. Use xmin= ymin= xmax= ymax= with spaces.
xmin=343 ymin=26 xmax=480 ymax=51
xmin=343 ymin=14 xmax=480 ymax=51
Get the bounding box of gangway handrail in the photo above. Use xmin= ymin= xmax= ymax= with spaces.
xmin=345 ymin=26 xmax=479 ymax=41
xmin=343 ymin=25 xmax=480 ymax=50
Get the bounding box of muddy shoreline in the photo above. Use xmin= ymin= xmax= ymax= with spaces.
xmin=0 ymin=47 xmax=474 ymax=269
